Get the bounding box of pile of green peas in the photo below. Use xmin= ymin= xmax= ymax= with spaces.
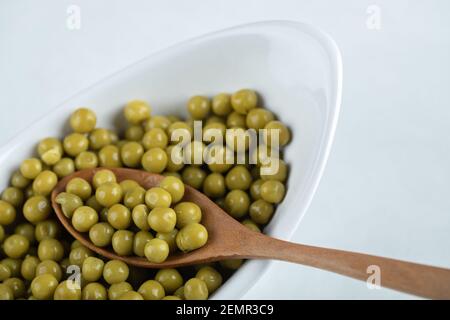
xmin=57 ymin=169 xmax=208 ymax=263
xmin=0 ymin=89 xmax=290 ymax=300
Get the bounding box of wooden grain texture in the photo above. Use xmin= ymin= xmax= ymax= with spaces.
xmin=51 ymin=168 xmax=450 ymax=299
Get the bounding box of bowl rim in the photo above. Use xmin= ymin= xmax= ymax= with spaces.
xmin=0 ymin=19 xmax=343 ymax=299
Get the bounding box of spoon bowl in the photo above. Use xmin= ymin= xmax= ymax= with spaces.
xmin=51 ymin=167 xmax=259 ymax=268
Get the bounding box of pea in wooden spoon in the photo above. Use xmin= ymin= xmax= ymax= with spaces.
xmin=51 ymin=168 xmax=450 ymax=299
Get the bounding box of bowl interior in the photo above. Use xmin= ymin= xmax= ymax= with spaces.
xmin=0 ymin=21 xmax=341 ymax=299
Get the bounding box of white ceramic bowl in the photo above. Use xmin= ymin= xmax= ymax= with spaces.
xmin=0 ymin=20 xmax=342 ymax=299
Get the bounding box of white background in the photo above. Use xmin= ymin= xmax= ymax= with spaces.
xmin=1 ymin=0 xmax=450 ymax=299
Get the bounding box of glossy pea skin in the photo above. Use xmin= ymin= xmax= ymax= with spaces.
xmin=0 ymin=284 xmax=14 ymax=300
xmin=203 ymin=123 xmax=226 ymax=144
xmin=75 ymin=151 xmax=98 ymax=170
xmin=1 ymin=258 xmax=21 ymax=278
xmin=54 ymin=280 xmax=81 ymax=300
xmin=82 ymin=257 xmax=104 ymax=282
xmin=1 ymin=187 xmax=24 ymax=208
xmin=224 ymin=190 xmax=250 ymax=218
xmin=174 ymin=202 xmax=202 ymax=229
xmin=226 ymin=111 xmax=246 ymax=129
xmin=144 ymin=238 xmax=169 ymax=263
xmin=108 ymin=281 xmax=132 ymax=300
xmin=155 ymin=268 xmax=183 ymax=294
xmin=69 ymin=246 xmax=93 ymax=267
xmin=176 ymin=223 xmax=208 ymax=253
xmin=38 ymin=238 xmax=64 ymax=262
xmin=204 ymin=115 xmax=226 ymax=126
xmin=112 ymin=230 xmax=134 ymax=256
xmin=260 ymin=180 xmax=286 ymax=204
xmin=132 ymin=204 xmax=150 ymax=231
xmin=125 ymin=125 xmax=144 ymax=141
xmin=165 ymin=145 xmax=185 ymax=172
xmin=31 ymin=274 xmax=59 ymax=300
xmin=249 ymin=179 xmax=264 ymax=200
xmin=123 ymin=186 xmax=145 ymax=209
xmin=89 ymin=222 xmax=114 ymax=247
xmin=143 ymin=115 xmax=171 ymax=131
xmin=82 ymin=282 xmax=107 ymax=300
xmin=162 ymin=172 xmax=182 ymax=179
xmin=95 ymin=182 xmax=123 ymax=208
xmin=55 ymin=192 xmax=83 ymax=219
xmin=124 ymin=100 xmax=151 ymax=124
xmin=167 ymin=122 xmax=193 ymax=145
xmin=3 ymin=277 xmax=26 ymax=299
xmin=159 ymin=176 xmax=185 ymax=203
xmin=107 ymin=204 xmax=131 ymax=230
xmin=92 ymin=169 xmax=117 ymax=189
xmin=174 ymin=286 xmax=185 ymax=299
xmin=103 ymin=260 xmax=129 ymax=285
xmin=10 ymin=170 xmax=31 ymax=189
xmin=231 ymin=89 xmax=258 ymax=115
xmin=249 ymin=199 xmax=274 ymax=224
xmin=156 ymin=229 xmax=178 ymax=253
xmin=72 ymin=206 xmax=99 ymax=232
xmin=3 ymin=234 xmax=29 ymax=259
xmin=187 ymin=96 xmax=211 ymax=120
xmin=66 ymin=178 xmax=92 ymax=201
xmin=260 ymin=158 xmax=287 ymax=182
xmin=32 ymin=170 xmax=58 ymax=196
xmin=121 ymin=141 xmax=144 ymax=168
xmin=53 ymin=158 xmax=75 ymax=178
xmin=148 ymin=207 xmax=176 ymax=233
xmin=20 ymin=158 xmax=42 ymax=180
xmin=119 ymin=180 xmax=141 ymax=194
xmin=119 ymin=291 xmax=144 ymax=300
xmin=86 ymin=195 xmax=103 ymax=213
xmin=70 ymin=108 xmax=97 ymax=133
xmin=37 ymin=138 xmax=63 ymax=166
xmin=133 ymin=231 xmax=154 ymax=257
xmin=203 ymin=173 xmax=226 ymax=198
xmin=0 ymin=263 xmax=12 ymax=281
xmin=181 ymin=166 xmax=206 ymax=190
xmin=98 ymin=145 xmax=122 ymax=168
xmin=212 ymin=93 xmax=232 ymax=116
xmin=35 ymin=260 xmax=62 ymax=281
xmin=263 ymin=120 xmax=291 ymax=147
xmin=20 ymin=256 xmax=40 ymax=281
xmin=63 ymin=133 xmax=89 ymax=157
xmin=0 ymin=200 xmax=16 ymax=225
xmin=184 ymin=278 xmax=209 ymax=300
xmin=15 ymin=223 xmax=35 ymax=243
xmin=141 ymin=148 xmax=168 ymax=173
xmin=196 ymin=266 xmax=223 ymax=293
xmin=138 ymin=280 xmax=165 ymax=300
xmin=246 ymin=108 xmax=274 ymax=130
xmin=142 ymin=128 xmax=168 ymax=150
xmin=23 ymin=196 xmax=50 ymax=224
xmin=89 ymin=128 xmax=112 ymax=150
xmin=145 ymin=187 xmax=172 ymax=209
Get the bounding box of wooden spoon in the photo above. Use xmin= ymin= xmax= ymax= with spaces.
xmin=51 ymin=168 xmax=450 ymax=299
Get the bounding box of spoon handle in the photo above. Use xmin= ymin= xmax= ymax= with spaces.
xmin=245 ymin=234 xmax=450 ymax=299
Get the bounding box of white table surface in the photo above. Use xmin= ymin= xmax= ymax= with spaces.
xmin=1 ymin=0 xmax=449 ymax=299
